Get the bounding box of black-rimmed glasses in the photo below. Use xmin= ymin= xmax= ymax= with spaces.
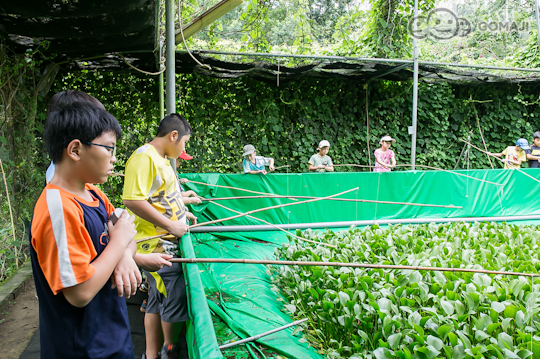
xmin=84 ymin=142 xmax=116 ymax=157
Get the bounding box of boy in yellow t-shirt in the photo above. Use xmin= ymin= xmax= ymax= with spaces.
xmin=123 ymin=113 xmax=196 ymax=359
xmin=490 ymin=138 xmax=529 ymax=169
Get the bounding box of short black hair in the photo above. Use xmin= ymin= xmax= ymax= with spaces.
xmin=47 ymin=90 xmax=105 ymax=113
xmin=44 ymin=102 xmax=122 ymax=163
xmin=156 ymin=113 xmax=192 ymax=140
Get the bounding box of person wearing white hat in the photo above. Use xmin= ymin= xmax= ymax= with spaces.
xmin=242 ymin=144 xmax=275 ymax=174
xmin=308 ymin=140 xmax=334 ymax=172
xmin=373 ymin=135 xmax=397 ymax=172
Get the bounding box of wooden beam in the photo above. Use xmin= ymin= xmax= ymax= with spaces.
xmin=175 ymin=0 xmax=243 ymax=43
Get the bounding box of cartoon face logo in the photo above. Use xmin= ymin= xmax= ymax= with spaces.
xmin=409 ymin=8 xmax=471 ymax=40
xmin=428 ymin=8 xmax=459 ymax=40
xmin=457 ymin=17 xmax=472 ymax=37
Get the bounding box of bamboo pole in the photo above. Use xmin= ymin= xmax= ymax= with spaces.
xmin=396 ymin=164 xmax=503 ymax=186
xmin=273 ymin=165 xmax=291 ymax=170
xmin=472 ymin=102 xmax=495 ymax=169
xmin=334 ymin=163 xmax=503 ymax=186
xmin=0 ymin=158 xmax=17 ymax=267
xmin=170 ymin=257 xmax=539 ymax=278
xmin=202 ymin=195 xmax=462 ymax=209
xmin=334 ymin=163 xmax=373 ymax=169
xmin=112 ymin=172 xmax=125 ymax=177
xmin=460 ymin=139 xmax=540 ymax=185
xmin=190 ymin=187 xmax=359 ymax=229
xmin=135 ymin=233 xmax=171 ymax=243
xmin=208 ymin=200 xmax=337 ymax=248
xmin=219 ymin=318 xmax=309 ymax=349
xmin=187 ymin=180 xmax=283 ymax=197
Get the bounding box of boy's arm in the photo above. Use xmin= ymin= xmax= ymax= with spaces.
xmin=268 ymin=157 xmax=275 ymax=171
xmin=489 ymin=148 xmax=505 ymax=157
xmin=325 ymin=157 xmax=334 ymax=172
xmin=181 ymin=190 xmax=202 ymax=204
xmin=62 ymin=211 xmax=136 ymax=308
xmin=308 ymin=157 xmax=320 ymax=171
xmin=391 ymin=153 xmax=397 ymax=167
xmin=134 ymin=252 xmax=173 ymax=272
xmin=123 ymin=199 xmax=189 ymax=238
xmin=506 ymin=159 xmax=522 ymax=166
xmin=110 ymin=241 xmax=142 ymax=298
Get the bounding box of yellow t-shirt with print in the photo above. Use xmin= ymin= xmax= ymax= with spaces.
xmin=501 ymin=146 xmax=526 ymax=169
xmin=122 ymin=144 xmax=186 ymax=255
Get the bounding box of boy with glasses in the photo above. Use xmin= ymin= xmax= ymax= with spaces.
xmin=30 ymin=102 xmax=138 ymax=357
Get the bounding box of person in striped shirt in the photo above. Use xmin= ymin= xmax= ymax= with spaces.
xmin=30 ymin=102 xmax=138 ymax=358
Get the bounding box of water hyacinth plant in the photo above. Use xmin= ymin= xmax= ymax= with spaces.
xmin=272 ymin=222 xmax=540 ymax=359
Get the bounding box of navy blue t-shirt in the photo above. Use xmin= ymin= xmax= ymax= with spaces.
xmin=526 ymin=145 xmax=540 ymax=168
xmin=30 ymin=185 xmax=133 ymax=358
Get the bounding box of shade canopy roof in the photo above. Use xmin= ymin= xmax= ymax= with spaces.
xmin=2 ymin=1 xmax=540 ymax=84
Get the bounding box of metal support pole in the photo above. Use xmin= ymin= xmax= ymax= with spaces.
xmin=159 ymin=72 xmax=165 ymax=119
xmin=525 ymin=2 xmax=540 ymax=118
xmin=410 ymin=0 xmax=419 ymax=170
xmin=189 ymin=215 xmax=540 ymax=233
xmin=165 ymin=0 xmax=176 ymax=114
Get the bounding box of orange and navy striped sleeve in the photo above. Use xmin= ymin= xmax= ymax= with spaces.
xmin=31 ymin=186 xmax=99 ymax=295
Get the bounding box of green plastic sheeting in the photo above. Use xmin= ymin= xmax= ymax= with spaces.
xmin=194 ymin=232 xmax=322 ymax=359
xmin=182 ymin=169 xmax=540 ymax=227
xmin=180 ymin=233 xmax=223 ymax=359
xmin=178 ymin=170 xmax=540 ymax=358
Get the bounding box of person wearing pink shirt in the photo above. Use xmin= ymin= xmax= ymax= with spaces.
xmin=373 ymin=135 xmax=396 ymax=172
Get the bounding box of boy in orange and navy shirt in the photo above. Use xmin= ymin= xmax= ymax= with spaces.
xmin=30 ymin=102 xmax=138 ymax=358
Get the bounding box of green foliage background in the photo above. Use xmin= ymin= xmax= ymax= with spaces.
xmin=51 ymin=72 xmax=540 ymax=206
xmin=2 ymin=60 xmax=540 ymax=282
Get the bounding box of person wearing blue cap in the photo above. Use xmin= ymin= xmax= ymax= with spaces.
xmin=490 ymin=138 xmax=530 ymax=169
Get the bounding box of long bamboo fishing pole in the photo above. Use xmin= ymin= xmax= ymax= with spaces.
xmin=190 ymin=187 xmax=359 ymax=229
xmin=136 ymin=188 xmax=358 ymax=242
xmin=396 ymin=164 xmax=503 ymax=186
xmin=208 ymin=200 xmax=337 ymax=248
xmin=187 ymin=180 xmax=284 ymax=197
xmin=202 ymin=195 xmax=462 ymax=209
xmin=460 ymin=139 xmax=540 ymax=185
xmin=273 ymin=165 xmax=291 ymax=170
xmin=135 ymin=233 xmax=173 ymax=243
xmin=333 ymin=164 xmax=373 ymax=169
xmin=335 ymin=163 xmax=502 ymax=186
xmin=170 ymin=257 xmax=539 ymax=278
xmin=334 ymin=163 xmax=502 ymax=187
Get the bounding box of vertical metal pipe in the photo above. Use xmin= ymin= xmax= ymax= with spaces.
xmin=535 ymin=0 xmax=540 ymax=48
xmin=165 ymin=0 xmax=176 ymax=115
xmin=159 ymin=72 xmax=165 ymax=119
xmin=410 ymin=0 xmax=419 ymax=170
